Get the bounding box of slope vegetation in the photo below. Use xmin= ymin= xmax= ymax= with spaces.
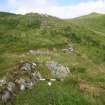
xmin=0 ymin=12 xmax=105 ymax=105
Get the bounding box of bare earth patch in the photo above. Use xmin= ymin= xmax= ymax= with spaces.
xmin=79 ymin=83 xmax=105 ymax=96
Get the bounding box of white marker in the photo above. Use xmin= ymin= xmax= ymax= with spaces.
xmin=50 ymin=79 xmax=56 ymax=81
xmin=39 ymin=78 xmax=46 ymax=81
xmin=39 ymin=78 xmax=57 ymax=86
xmin=48 ymin=82 xmax=52 ymax=87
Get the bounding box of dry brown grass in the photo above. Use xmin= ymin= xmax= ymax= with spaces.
xmin=79 ymin=83 xmax=105 ymax=96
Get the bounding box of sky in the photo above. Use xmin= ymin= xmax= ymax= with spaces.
xmin=0 ymin=0 xmax=105 ymax=18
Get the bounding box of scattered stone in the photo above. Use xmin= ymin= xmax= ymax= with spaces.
xmin=62 ymin=47 xmax=74 ymax=53
xmin=62 ymin=44 xmax=74 ymax=54
xmin=0 ymin=60 xmax=70 ymax=103
xmin=46 ymin=61 xmax=70 ymax=79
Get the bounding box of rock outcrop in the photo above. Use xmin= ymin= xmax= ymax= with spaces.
xmin=46 ymin=61 xmax=70 ymax=79
xmin=0 ymin=61 xmax=42 ymax=104
xmin=15 ymin=61 xmax=42 ymax=90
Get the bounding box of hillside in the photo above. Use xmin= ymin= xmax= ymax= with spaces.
xmin=0 ymin=12 xmax=105 ymax=105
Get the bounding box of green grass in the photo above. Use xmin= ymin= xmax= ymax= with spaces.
xmin=0 ymin=12 xmax=105 ymax=105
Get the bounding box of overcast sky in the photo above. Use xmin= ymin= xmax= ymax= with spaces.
xmin=0 ymin=0 xmax=105 ymax=18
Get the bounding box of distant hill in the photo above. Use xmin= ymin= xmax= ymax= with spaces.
xmin=0 ymin=12 xmax=16 ymax=16
xmin=69 ymin=12 xmax=105 ymax=33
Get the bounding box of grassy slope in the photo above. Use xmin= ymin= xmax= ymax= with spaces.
xmin=0 ymin=12 xmax=105 ymax=105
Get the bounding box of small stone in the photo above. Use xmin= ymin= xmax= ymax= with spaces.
xmin=0 ymin=80 xmax=7 ymax=86
xmin=29 ymin=50 xmax=35 ymax=54
xmin=7 ymin=82 xmax=15 ymax=92
xmin=32 ymin=62 xmax=37 ymax=66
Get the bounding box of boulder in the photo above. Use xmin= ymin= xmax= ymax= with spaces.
xmin=46 ymin=61 xmax=70 ymax=79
